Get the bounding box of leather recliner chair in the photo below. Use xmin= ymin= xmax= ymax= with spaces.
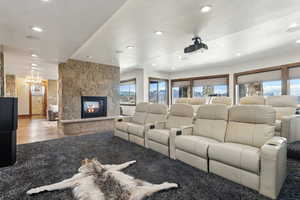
xmin=146 ymin=104 xmax=194 ymax=156
xmin=208 ymin=105 xmax=287 ymax=199
xmin=211 ymin=96 xmax=232 ymax=106
xmin=171 ymin=104 xmax=228 ymax=171
xmin=114 ymin=102 xmax=149 ymax=143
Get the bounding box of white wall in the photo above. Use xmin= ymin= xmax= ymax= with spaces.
xmin=16 ymin=77 xmax=30 ymax=115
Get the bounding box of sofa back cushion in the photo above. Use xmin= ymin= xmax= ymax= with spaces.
xmin=189 ymin=98 xmax=206 ymax=105
xmin=211 ymin=97 xmax=232 ymax=106
xmin=240 ymin=96 xmax=265 ymax=105
xmin=266 ymin=96 xmax=297 ymax=120
xmin=146 ymin=104 xmax=168 ymax=124
xmin=225 ymin=105 xmax=276 ymax=148
xmin=175 ymin=98 xmax=190 ymax=104
xmin=266 ymin=95 xmax=297 ymax=107
xmin=166 ymin=104 xmax=194 ymax=129
xmin=132 ymin=102 xmax=149 ymax=124
xmin=193 ymin=105 xmax=228 ymax=142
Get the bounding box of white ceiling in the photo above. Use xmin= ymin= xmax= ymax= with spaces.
xmin=73 ymin=0 xmax=300 ymax=73
xmin=1 ymin=0 xmax=300 ymax=79
xmin=0 ymin=0 xmax=127 ymax=79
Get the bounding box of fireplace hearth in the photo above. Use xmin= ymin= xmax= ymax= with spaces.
xmin=81 ymin=96 xmax=107 ymax=118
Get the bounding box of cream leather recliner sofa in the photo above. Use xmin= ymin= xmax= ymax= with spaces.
xmin=240 ymin=95 xmax=299 ymax=143
xmin=175 ymin=97 xmax=206 ymax=113
xmin=146 ymin=104 xmax=194 ymax=156
xmin=266 ymin=96 xmax=299 ymax=142
xmin=115 ymin=103 xmax=168 ymax=147
xmin=171 ymin=104 xmax=228 ymax=171
xmin=208 ymin=105 xmax=287 ymax=199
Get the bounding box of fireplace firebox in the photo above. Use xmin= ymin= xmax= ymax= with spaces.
xmin=81 ymin=96 xmax=107 ymax=118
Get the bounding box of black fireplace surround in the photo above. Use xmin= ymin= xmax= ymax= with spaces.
xmin=81 ymin=96 xmax=107 ymax=119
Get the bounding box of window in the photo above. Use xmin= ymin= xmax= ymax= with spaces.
xmin=288 ymin=66 xmax=300 ymax=103
xmin=192 ymin=77 xmax=228 ymax=97
xmin=120 ymin=79 xmax=136 ymax=105
xmin=149 ymin=78 xmax=168 ymax=104
xmin=236 ymin=70 xmax=282 ymax=101
xmin=171 ymin=81 xmax=190 ymax=104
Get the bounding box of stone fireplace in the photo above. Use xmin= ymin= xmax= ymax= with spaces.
xmin=81 ymin=96 xmax=107 ymax=118
xmin=58 ymin=59 xmax=120 ymax=135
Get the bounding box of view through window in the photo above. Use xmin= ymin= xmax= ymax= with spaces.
xmin=149 ymin=79 xmax=168 ymax=104
xmin=120 ymin=79 xmax=136 ymax=105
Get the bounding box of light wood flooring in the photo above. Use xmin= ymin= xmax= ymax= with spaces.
xmin=17 ymin=116 xmax=64 ymax=145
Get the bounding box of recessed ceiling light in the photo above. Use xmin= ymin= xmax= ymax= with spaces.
xmin=41 ymin=0 xmax=50 ymax=2
xmin=236 ymin=53 xmax=241 ymax=56
xmin=32 ymin=54 xmax=38 ymax=58
xmin=201 ymin=5 xmax=212 ymax=13
xmin=154 ymin=31 xmax=163 ymax=35
xmin=152 ymin=63 xmax=157 ymax=66
xmin=32 ymin=67 xmax=39 ymax=70
xmin=126 ymin=46 xmax=135 ymax=49
xmin=32 ymin=63 xmax=38 ymax=67
xmin=296 ymin=40 xmax=300 ymax=44
xmin=31 ymin=26 xmax=43 ymax=32
xmin=289 ymin=23 xmax=299 ymax=28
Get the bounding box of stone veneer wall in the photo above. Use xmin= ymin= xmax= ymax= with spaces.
xmin=5 ymin=74 xmax=16 ymax=97
xmin=59 ymin=59 xmax=120 ymax=120
xmin=0 ymin=52 xmax=4 ymax=96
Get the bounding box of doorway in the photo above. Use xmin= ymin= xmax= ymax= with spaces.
xmin=30 ymin=81 xmax=47 ymax=117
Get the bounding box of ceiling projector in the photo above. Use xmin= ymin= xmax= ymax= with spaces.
xmin=184 ymin=37 xmax=208 ymax=54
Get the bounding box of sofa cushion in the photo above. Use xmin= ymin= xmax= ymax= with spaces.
xmin=229 ymin=105 xmax=275 ymax=125
xmin=189 ymin=98 xmax=206 ymax=105
xmin=166 ymin=116 xmax=193 ymax=129
xmin=273 ymin=107 xmax=296 ymax=120
xmin=148 ymin=129 xmax=170 ymax=145
xmin=209 ymin=143 xmax=260 ymax=174
xmin=175 ymin=135 xmax=219 ymax=158
xmin=196 ymin=104 xmax=228 ymax=121
xmin=115 ymin=122 xmax=130 ymax=132
xmin=132 ymin=112 xmax=147 ymax=125
xmin=169 ymin=104 xmax=194 ymax=117
xmin=266 ymin=95 xmax=297 ymax=108
xmin=226 ymin=122 xmax=275 ymax=148
xmin=128 ymin=123 xmax=144 ymax=137
xmin=240 ymin=96 xmax=265 ymax=105
xmin=193 ymin=105 xmax=228 ymax=142
xmin=194 ymin=119 xmax=227 ymax=142
xmin=211 ymin=97 xmax=232 ymax=106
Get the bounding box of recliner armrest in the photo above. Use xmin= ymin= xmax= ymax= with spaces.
xmin=154 ymin=121 xmax=167 ymax=129
xmin=179 ymin=125 xmax=194 ymax=136
xmin=260 ymin=137 xmax=287 ymax=199
xmin=114 ymin=116 xmax=133 ymax=123
xmin=281 ymin=115 xmax=300 ymax=143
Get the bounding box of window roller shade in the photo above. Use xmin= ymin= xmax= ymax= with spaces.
xmin=237 ymin=70 xmax=281 ymax=84
xmin=120 ymin=80 xmax=136 ymax=86
xmin=289 ymin=67 xmax=300 ymax=79
xmin=193 ymin=78 xmax=227 ymax=86
xmin=172 ymin=81 xmax=190 ymax=87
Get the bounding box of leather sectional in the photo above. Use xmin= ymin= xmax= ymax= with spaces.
xmin=114 ymin=102 xmax=287 ymax=199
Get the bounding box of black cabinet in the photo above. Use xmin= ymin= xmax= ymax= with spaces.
xmin=0 ymin=97 xmax=18 ymax=167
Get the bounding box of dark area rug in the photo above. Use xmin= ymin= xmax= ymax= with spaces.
xmin=0 ymin=132 xmax=300 ymax=200
xmin=288 ymin=141 xmax=300 ymax=160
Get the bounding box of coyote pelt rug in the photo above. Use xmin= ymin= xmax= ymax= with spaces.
xmin=27 ymin=158 xmax=178 ymax=200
